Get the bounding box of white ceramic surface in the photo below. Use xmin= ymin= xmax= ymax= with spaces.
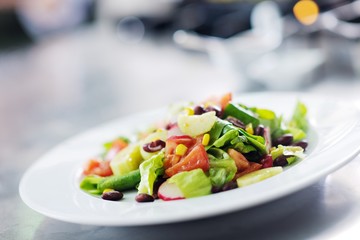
xmin=19 ymin=92 xmax=360 ymax=226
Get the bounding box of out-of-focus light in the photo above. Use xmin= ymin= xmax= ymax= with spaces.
xmin=116 ymin=16 xmax=145 ymax=44
xmin=293 ymin=0 xmax=319 ymax=25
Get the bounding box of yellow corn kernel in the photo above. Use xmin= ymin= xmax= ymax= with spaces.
xmin=103 ymin=188 xmax=114 ymax=193
xmin=184 ymin=107 xmax=194 ymax=116
xmin=246 ymin=123 xmax=254 ymax=135
xmin=202 ymin=133 xmax=210 ymax=146
xmin=156 ymin=128 xmax=164 ymax=133
xmin=175 ymin=144 xmax=188 ymax=156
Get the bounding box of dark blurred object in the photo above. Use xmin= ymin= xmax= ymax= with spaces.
xmin=137 ymin=0 xmax=356 ymax=38
xmin=0 ymin=0 xmax=96 ymax=50
xmin=0 ymin=9 xmax=31 ymax=49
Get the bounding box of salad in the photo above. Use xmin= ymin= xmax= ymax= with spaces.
xmin=80 ymin=93 xmax=309 ymax=202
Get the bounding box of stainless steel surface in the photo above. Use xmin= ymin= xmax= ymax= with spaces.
xmin=1 ymin=23 xmax=360 ymax=240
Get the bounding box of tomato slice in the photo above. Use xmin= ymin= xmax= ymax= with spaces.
xmin=165 ymin=135 xmax=196 ymax=155
xmin=104 ymin=138 xmax=129 ymax=161
xmin=164 ymin=135 xmax=195 ymax=169
xmin=83 ymin=159 xmax=113 ymax=177
xmin=165 ymin=143 xmax=209 ymax=177
xmin=112 ymin=139 xmax=129 ymax=150
xmin=220 ymin=92 xmax=232 ymax=110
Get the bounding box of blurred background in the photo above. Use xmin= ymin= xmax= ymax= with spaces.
xmin=3 ymin=0 xmax=360 ymax=171
xmin=2 ymin=0 xmax=360 ymax=143
xmin=2 ymin=0 xmax=360 ymax=158
xmin=2 ymin=1 xmax=360 ymax=239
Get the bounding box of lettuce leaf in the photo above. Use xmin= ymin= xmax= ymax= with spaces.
xmin=207 ymin=119 xmax=267 ymax=154
xmin=270 ymin=145 xmax=305 ymax=165
xmin=289 ymin=101 xmax=308 ymax=132
xmin=137 ymin=151 xmax=165 ymax=195
xmin=213 ymin=129 xmax=239 ymax=148
xmin=208 ymin=148 xmax=237 ymax=187
xmin=168 ymin=169 xmax=212 ymax=198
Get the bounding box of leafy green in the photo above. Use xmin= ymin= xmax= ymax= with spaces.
xmin=168 ymin=169 xmax=212 ymax=198
xmin=208 ymin=148 xmax=237 ymax=187
xmin=137 ymin=151 xmax=165 ymax=195
xmin=270 ymin=145 xmax=305 ymax=165
xmin=207 ymin=119 xmax=230 ymax=148
xmin=223 ymin=103 xmax=260 ymax=127
xmin=287 ymin=127 xmax=306 ymax=142
xmin=213 ymin=129 xmax=239 ymax=148
xmin=207 ymin=119 xmax=267 ymax=154
xmin=248 ymin=107 xmax=276 ymax=120
xmin=230 ymin=138 xmax=256 ymax=153
xmin=289 ymin=101 xmax=308 ymax=132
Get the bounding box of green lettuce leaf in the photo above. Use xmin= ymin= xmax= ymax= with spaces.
xmin=207 ymin=119 xmax=231 ymax=148
xmin=213 ymin=129 xmax=239 ymax=148
xmin=208 ymin=148 xmax=237 ymax=187
xmin=168 ymin=169 xmax=212 ymax=198
xmin=137 ymin=151 xmax=165 ymax=195
xmin=270 ymin=145 xmax=305 ymax=165
xmin=289 ymin=101 xmax=308 ymax=132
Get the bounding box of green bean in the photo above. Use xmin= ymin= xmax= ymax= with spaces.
xmin=98 ymin=169 xmax=141 ymax=192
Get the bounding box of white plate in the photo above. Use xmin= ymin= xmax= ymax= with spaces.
xmin=19 ymin=92 xmax=360 ymax=226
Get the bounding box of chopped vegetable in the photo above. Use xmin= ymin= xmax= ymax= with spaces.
xmin=97 ymin=169 xmax=141 ymax=192
xmin=79 ymin=92 xmax=309 ymax=203
xmin=177 ymin=111 xmax=217 ymax=137
xmin=110 ymin=144 xmax=143 ymax=176
xmin=166 ymin=169 xmax=212 ymax=198
xmin=236 ymin=167 xmax=283 ymax=187
xmin=137 ymin=151 xmax=165 ymax=196
xmin=223 ymin=103 xmax=260 ymax=127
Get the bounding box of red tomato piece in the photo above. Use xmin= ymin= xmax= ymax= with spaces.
xmin=83 ymin=159 xmax=113 ymax=177
xmin=165 ymin=135 xmax=196 ymax=155
xmin=165 ymin=143 xmax=209 ymax=177
xmin=112 ymin=139 xmax=129 ymax=150
xmin=220 ymin=92 xmax=232 ymax=110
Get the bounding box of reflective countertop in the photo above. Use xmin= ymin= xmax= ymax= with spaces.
xmin=1 ymin=23 xmax=360 ymax=240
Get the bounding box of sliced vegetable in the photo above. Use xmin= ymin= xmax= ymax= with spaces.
xmin=165 ymin=143 xmax=209 ymax=177
xmin=158 ymin=181 xmax=185 ymax=201
xmin=110 ymin=144 xmax=143 ymax=176
xmin=177 ymin=111 xmax=217 ymax=137
xmin=236 ymin=167 xmax=283 ymax=187
xmin=79 ymin=92 xmax=309 ymax=204
xmin=219 ymin=92 xmax=232 ymax=110
xmin=227 ymin=148 xmax=250 ymax=171
xmin=83 ymin=159 xmax=113 ymax=177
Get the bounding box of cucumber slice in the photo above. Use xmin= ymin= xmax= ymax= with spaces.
xmin=236 ymin=167 xmax=283 ymax=187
